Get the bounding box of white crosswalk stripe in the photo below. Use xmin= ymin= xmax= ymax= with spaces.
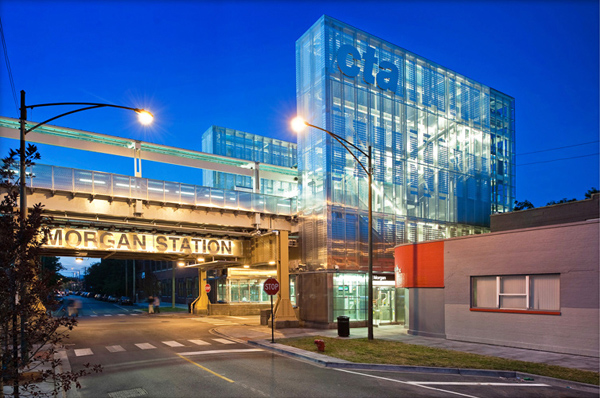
xmin=104 ymin=314 xmax=112 ymax=317
xmin=163 ymin=341 xmax=184 ymax=347
xmin=212 ymin=338 xmax=235 ymax=345
xmin=135 ymin=343 xmax=156 ymax=350
xmin=90 ymin=315 xmax=98 ymax=317
xmin=106 ymin=345 xmax=125 ymax=353
xmin=118 ymin=314 xmax=126 ymax=316
xmin=189 ymin=339 xmax=210 ymax=346
xmin=74 ymin=348 xmax=93 ymax=357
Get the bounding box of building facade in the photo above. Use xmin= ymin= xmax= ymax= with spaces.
xmin=293 ymin=16 xmax=515 ymax=326
xmin=395 ymin=194 xmax=599 ymax=357
xmin=201 ymin=125 xmax=297 ymax=197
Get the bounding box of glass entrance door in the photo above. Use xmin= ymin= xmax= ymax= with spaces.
xmin=374 ymin=286 xmax=395 ymax=325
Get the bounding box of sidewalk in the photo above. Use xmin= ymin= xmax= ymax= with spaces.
xmin=215 ymin=320 xmax=599 ymax=371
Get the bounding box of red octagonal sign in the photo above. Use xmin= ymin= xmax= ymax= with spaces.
xmin=263 ymin=278 xmax=280 ymax=296
xmin=204 ymin=284 xmax=211 ymax=294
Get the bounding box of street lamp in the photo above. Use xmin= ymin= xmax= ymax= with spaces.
xmin=18 ymin=90 xmax=153 ymax=219
xmin=291 ymin=116 xmax=374 ymax=340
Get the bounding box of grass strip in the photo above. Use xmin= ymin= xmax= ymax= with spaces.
xmin=280 ymin=336 xmax=599 ymax=386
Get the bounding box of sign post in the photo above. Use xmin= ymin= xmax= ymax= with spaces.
xmin=263 ymin=278 xmax=280 ymax=343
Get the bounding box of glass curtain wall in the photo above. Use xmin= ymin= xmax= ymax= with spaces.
xmin=296 ymin=16 xmax=514 ymax=273
xmin=490 ymin=89 xmax=516 ymax=213
xmin=201 ymin=126 xmax=298 ymax=197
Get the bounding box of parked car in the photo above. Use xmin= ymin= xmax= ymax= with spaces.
xmin=119 ymin=296 xmax=133 ymax=305
xmin=94 ymin=294 xmax=102 ymax=300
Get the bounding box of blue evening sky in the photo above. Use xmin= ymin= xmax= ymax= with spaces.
xmin=0 ymin=1 xmax=598 ymax=272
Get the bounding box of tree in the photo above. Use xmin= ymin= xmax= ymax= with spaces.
xmin=513 ymin=199 xmax=534 ymax=211
xmin=585 ymin=187 xmax=599 ymax=199
xmin=0 ymin=146 xmax=101 ymax=397
xmin=546 ymin=198 xmax=577 ymax=206
xmin=41 ymin=256 xmax=64 ymax=288
xmin=84 ymin=259 xmax=128 ymax=296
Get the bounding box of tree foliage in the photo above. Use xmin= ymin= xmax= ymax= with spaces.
xmin=513 ymin=199 xmax=535 ymax=211
xmin=585 ymin=187 xmax=599 ymax=199
xmin=0 ymin=146 xmax=101 ymax=397
xmin=40 ymin=256 xmax=64 ymax=288
xmin=546 ymin=198 xmax=578 ymax=206
xmin=84 ymin=259 xmax=129 ymax=296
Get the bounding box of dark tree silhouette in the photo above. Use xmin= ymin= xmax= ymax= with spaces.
xmin=0 ymin=146 xmax=101 ymax=397
xmin=513 ymin=199 xmax=535 ymax=211
xmin=585 ymin=187 xmax=599 ymax=199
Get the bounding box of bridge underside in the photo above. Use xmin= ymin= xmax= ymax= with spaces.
xmin=24 ymin=186 xmax=297 ymax=264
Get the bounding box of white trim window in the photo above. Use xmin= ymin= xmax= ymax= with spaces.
xmin=471 ymin=274 xmax=560 ymax=311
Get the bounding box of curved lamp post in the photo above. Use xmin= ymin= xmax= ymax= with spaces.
xmin=291 ymin=116 xmax=374 ymax=341
xmin=18 ymin=90 xmax=153 ymax=218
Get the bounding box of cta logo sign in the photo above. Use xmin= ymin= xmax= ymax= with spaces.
xmin=336 ymin=44 xmax=398 ymax=93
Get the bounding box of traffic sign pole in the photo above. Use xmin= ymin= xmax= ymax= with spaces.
xmin=270 ymin=295 xmax=274 ymax=343
xmin=263 ymin=278 xmax=280 ymax=344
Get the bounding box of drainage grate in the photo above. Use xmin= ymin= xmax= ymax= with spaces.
xmin=108 ymin=388 xmax=148 ymax=398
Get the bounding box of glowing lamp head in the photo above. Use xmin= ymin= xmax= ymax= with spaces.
xmin=291 ymin=116 xmax=307 ymax=133
xmin=177 ymin=261 xmax=185 ymax=267
xmin=136 ymin=110 xmax=154 ymax=125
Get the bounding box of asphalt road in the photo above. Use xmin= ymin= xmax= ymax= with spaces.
xmin=62 ymin=296 xmax=597 ymax=398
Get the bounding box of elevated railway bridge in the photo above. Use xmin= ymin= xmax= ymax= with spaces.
xmin=0 ymin=116 xmax=299 ymax=324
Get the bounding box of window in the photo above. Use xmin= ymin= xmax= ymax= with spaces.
xmin=471 ymin=274 xmax=560 ymax=313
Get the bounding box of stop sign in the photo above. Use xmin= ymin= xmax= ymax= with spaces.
xmin=263 ymin=278 xmax=280 ymax=295
xmin=204 ymin=284 xmax=211 ymax=294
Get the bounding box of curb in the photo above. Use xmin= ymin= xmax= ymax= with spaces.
xmin=248 ymin=339 xmax=600 ymax=394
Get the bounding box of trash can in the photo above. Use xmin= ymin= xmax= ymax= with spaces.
xmin=337 ymin=315 xmax=350 ymax=337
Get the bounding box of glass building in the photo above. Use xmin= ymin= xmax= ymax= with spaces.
xmin=201 ymin=125 xmax=297 ymax=197
xmin=294 ymin=16 xmax=515 ymax=325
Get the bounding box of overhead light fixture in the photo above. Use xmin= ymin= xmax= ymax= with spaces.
xmin=75 ymin=257 xmax=83 ymax=263
xmin=177 ymin=261 xmax=185 ymax=267
xmin=268 ymin=261 xmax=276 ymax=265
xmin=243 ymin=264 xmax=250 ymax=269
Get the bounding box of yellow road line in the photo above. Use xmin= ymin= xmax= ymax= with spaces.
xmin=176 ymin=353 xmax=234 ymax=383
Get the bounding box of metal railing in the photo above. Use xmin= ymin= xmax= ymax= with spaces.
xmin=25 ymin=164 xmax=297 ymax=216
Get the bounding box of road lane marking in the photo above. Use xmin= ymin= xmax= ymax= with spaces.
xmin=212 ymin=338 xmax=236 ymax=345
xmin=104 ymin=314 xmax=113 ymax=317
xmin=189 ymin=339 xmax=210 ymax=346
xmin=176 ymin=353 xmax=234 ymax=383
xmin=108 ymin=387 xmax=147 ymax=398
xmin=90 ymin=315 xmax=98 ymax=317
xmin=335 ymin=368 xmax=480 ymax=398
xmin=163 ymin=341 xmax=184 ymax=347
xmin=410 ymin=382 xmax=550 ymax=387
xmin=135 ymin=343 xmax=156 ymax=350
xmin=179 ymin=349 xmax=263 ymax=356
xmin=106 ymin=345 xmax=125 ymax=353
xmin=118 ymin=314 xmax=126 ymax=316
xmin=74 ymin=348 xmax=93 ymax=357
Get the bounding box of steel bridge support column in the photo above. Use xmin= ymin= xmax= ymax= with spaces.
xmin=274 ymin=230 xmax=298 ymax=327
xmin=192 ymin=269 xmax=209 ymax=315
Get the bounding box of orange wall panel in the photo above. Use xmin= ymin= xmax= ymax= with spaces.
xmin=394 ymin=241 xmax=444 ymax=288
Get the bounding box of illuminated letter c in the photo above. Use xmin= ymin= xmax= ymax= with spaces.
xmin=336 ymin=44 xmax=361 ymax=78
